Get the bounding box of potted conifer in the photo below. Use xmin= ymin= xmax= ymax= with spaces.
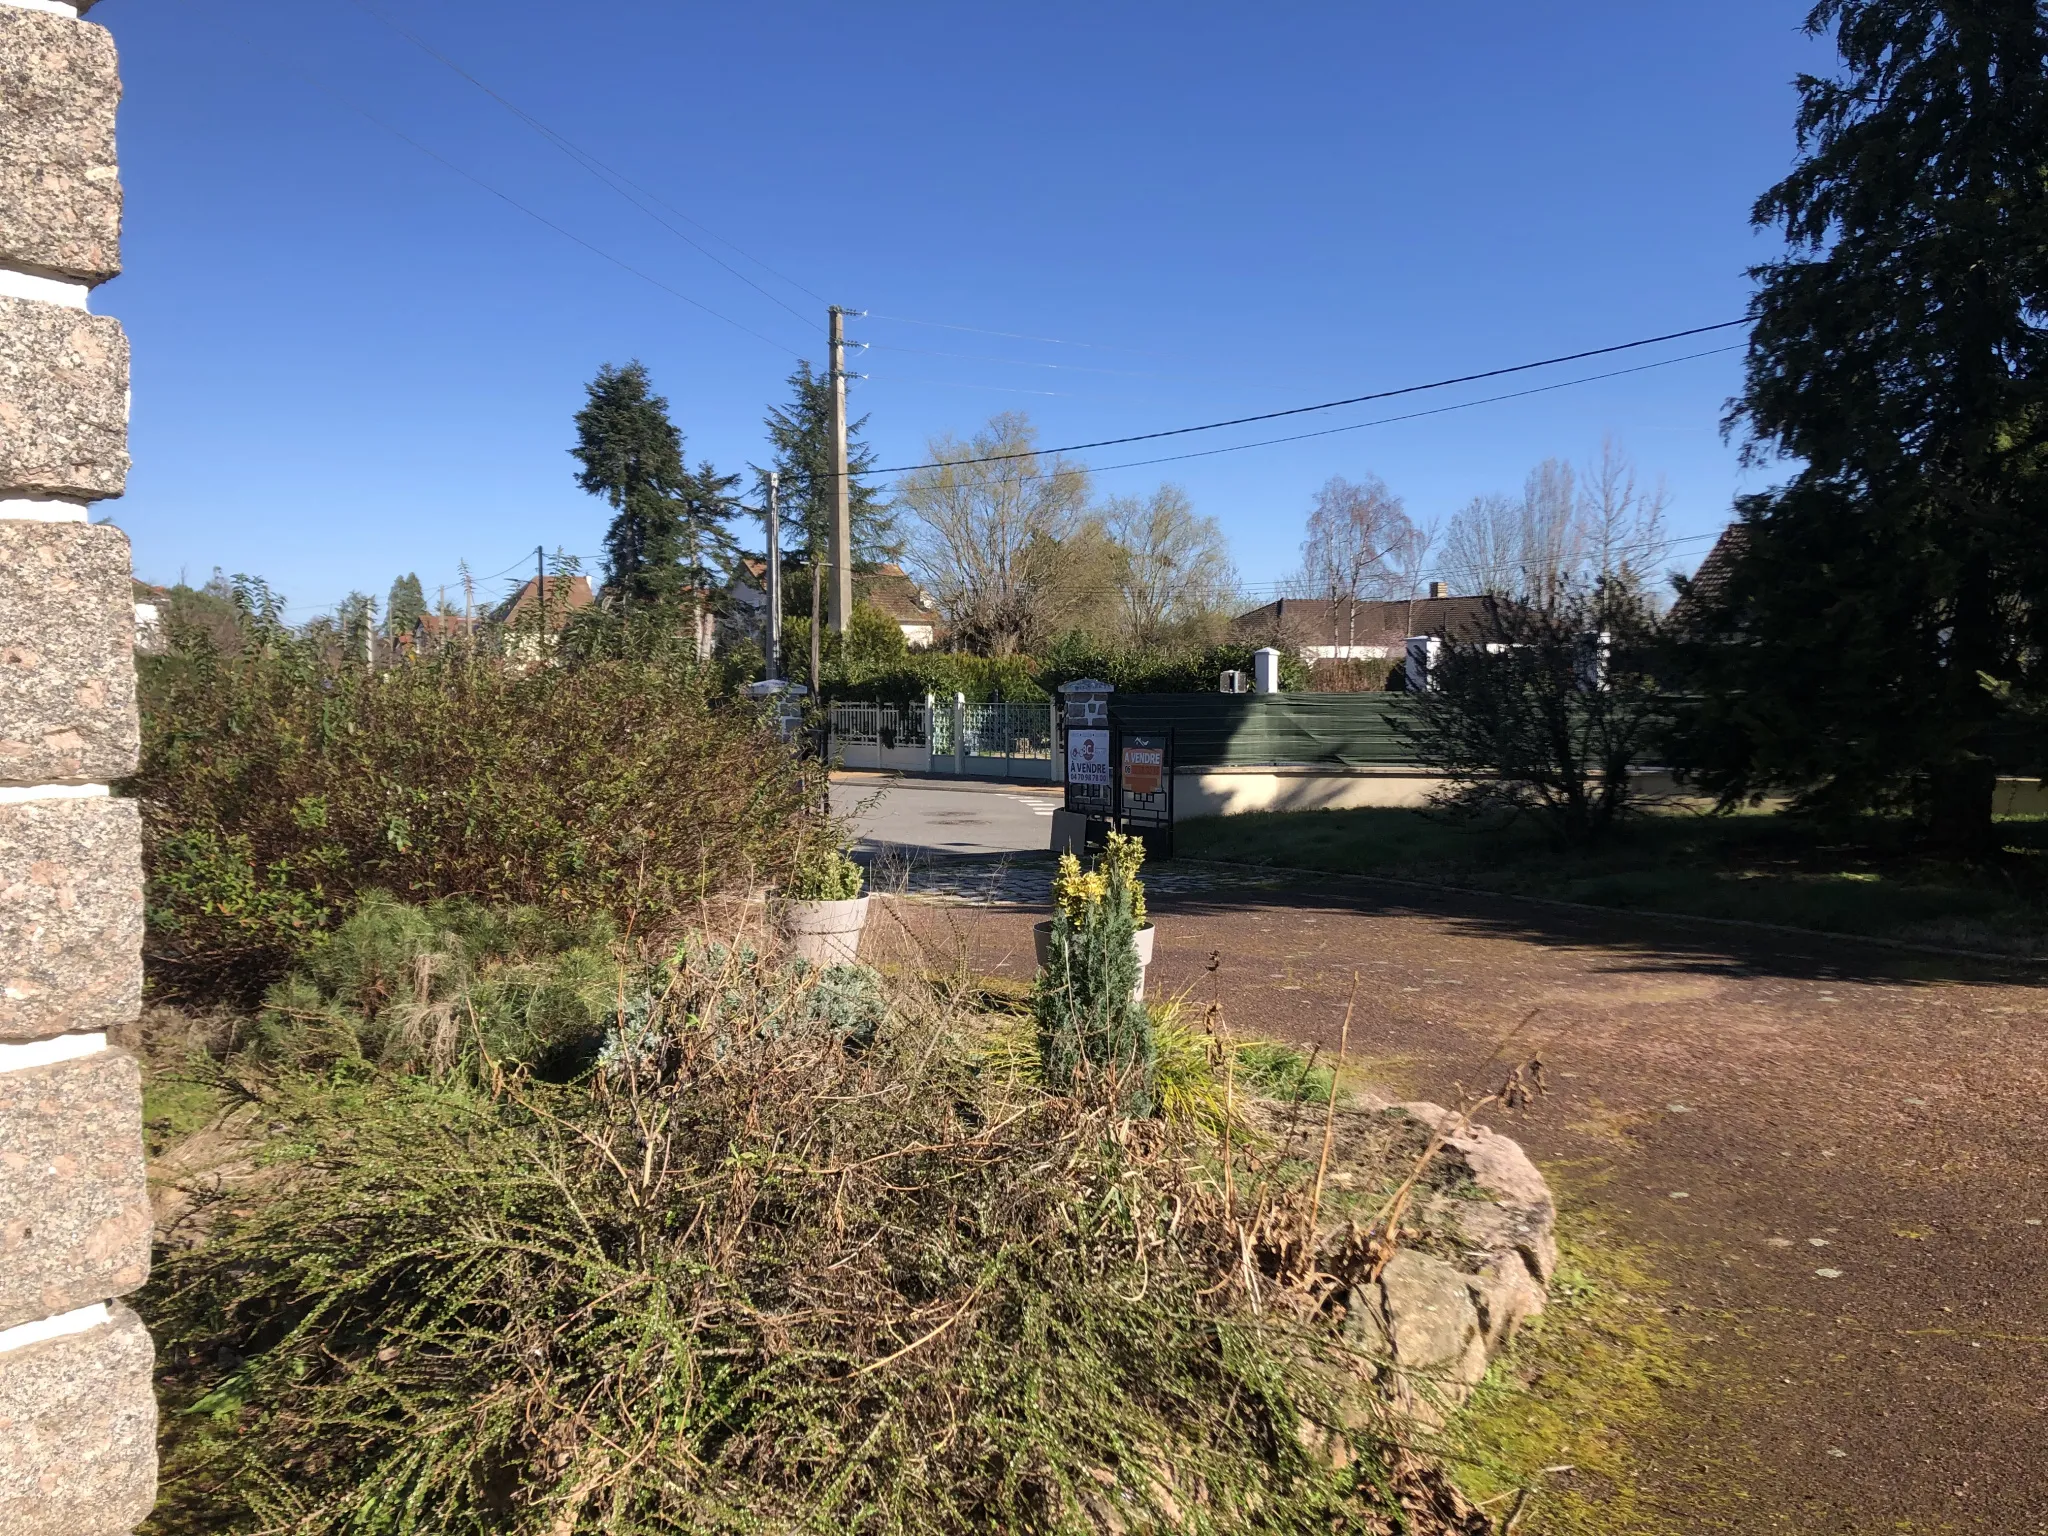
xmin=1032 ymin=830 xmax=1156 ymax=998
xmin=781 ymin=844 xmax=869 ymax=967
xmin=1031 ymin=830 xmax=1157 ymax=1113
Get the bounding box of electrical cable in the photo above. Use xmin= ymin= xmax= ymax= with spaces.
xmin=342 ymin=0 xmax=832 ymax=326
xmin=863 ymin=322 xmax=1747 ymax=476
xmin=264 ymin=346 xmax=1736 ymax=618
xmin=864 ymin=312 xmax=1175 ymax=358
xmin=862 ymin=342 xmax=1166 ymax=378
xmin=181 ymin=0 xmax=804 ymax=358
xmin=871 ymin=344 xmax=1740 ymax=485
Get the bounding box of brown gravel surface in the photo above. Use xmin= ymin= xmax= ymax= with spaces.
xmin=879 ymin=869 xmax=2048 ymax=1534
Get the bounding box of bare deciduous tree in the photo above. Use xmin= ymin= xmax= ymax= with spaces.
xmin=897 ymin=413 xmax=1090 ymax=655
xmin=1296 ymin=475 xmax=1426 ymax=651
xmin=1440 ymin=440 xmax=1673 ymax=608
xmin=1100 ymin=484 xmax=1238 ymax=647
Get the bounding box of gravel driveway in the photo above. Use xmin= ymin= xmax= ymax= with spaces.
xmin=881 ymin=863 xmax=2048 ymax=1532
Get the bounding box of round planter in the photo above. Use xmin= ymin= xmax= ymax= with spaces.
xmin=1033 ymin=919 xmax=1157 ymax=1002
xmin=783 ymin=895 xmax=870 ymax=968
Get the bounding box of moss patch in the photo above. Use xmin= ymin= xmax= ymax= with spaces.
xmin=1449 ymin=1197 xmax=1699 ymax=1533
xmin=141 ymin=1073 xmax=230 ymax=1160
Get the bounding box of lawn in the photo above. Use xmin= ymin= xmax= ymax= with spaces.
xmin=1176 ymin=805 xmax=2048 ymax=956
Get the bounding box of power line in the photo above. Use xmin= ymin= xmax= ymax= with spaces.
xmin=1025 ymin=345 xmax=1742 ymax=481
xmin=864 ymin=312 xmax=1174 ymax=358
xmin=185 ymin=0 xmax=804 ymax=358
xmin=874 ymin=345 xmax=1736 ymax=470
xmin=343 ymin=0 xmax=831 ymax=327
xmin=274 ymin=343 xmax=1735 ymax=614
xmin=862 ymin=342 xmax=1166 ymax=378
xmin=865 ymin=321 xmax=1747 ymax=476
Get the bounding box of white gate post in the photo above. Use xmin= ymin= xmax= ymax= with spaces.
xmin=923 ymin=692 xmax=935 ymax=773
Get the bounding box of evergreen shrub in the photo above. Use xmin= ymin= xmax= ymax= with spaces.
xmin=1033 ymin=832 xmax=1157 ymax=1115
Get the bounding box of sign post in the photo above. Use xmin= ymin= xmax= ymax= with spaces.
xmin=1114 ymin=729 xmax=1174 ymax=859
xmin=1056 ymin=679 xmax=1115 ymax=852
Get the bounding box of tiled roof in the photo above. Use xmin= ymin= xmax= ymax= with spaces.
xmin=1233 ymin=594 xmax=1500 ymax=647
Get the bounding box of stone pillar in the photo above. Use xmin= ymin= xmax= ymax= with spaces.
xmin=0 ymin=2 xmax=158 ymax=1533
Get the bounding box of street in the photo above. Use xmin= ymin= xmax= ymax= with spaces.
xmin=830 ymin=772 xmax=1061 ymax=859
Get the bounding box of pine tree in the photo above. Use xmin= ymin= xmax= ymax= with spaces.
xmin=1675 ymin=0 xmax=2048 ymax=853
xmin=384 ymin=573 xmax=426 ymax=643
xmin=571 ymin=362 xmax=692 ymax=607
xmin=759 ymin=361 xmax=899 ymax=606
xmin=676 ymin=460 xmax=743 ymax=595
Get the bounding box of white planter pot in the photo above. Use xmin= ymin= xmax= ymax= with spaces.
xmin=1033 ymin=919 xmax=1156 ymax=1002
xmin=784 ymin=895 xmax=870 ymax=968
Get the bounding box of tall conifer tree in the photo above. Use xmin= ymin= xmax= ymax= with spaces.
xmin=572 ymin=362 xmax=738 ymax=608
xmin=759 ymin=361 xmax=899 ymax=605
xmin=1677 ymin=0 xmax=2048 ymax=851
xmin=384 ymin=573 xmax=426 ymax=642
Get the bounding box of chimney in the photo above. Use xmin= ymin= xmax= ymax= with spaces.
xmin=1427 ymin=580 xmax=1448 ymax=600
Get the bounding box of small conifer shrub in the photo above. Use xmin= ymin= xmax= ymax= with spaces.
xmin=1034 ymin=831 xmax=1157 ymax=1114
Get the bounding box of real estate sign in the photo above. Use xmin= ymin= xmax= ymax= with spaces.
xmin=1067 ymin=728 xmax=1111 ymax=787
xmin=1121 ymin=742 xmax=1163 ymax=797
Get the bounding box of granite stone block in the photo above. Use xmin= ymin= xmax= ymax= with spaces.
xmin=0 ymin=1304 xmax=157 ymax=1536
xmin=0 ymin=8 xmax=121 ymax=284
xmin=0 ymin=295 xmax=128 ymax=500
xmin=0 ymin=1049 xmax=150 ymax=1331
xmin=0 ymin=796 xmax=142 ymax=1041
xmin=0 ymin=519 xmax=138 ymax=785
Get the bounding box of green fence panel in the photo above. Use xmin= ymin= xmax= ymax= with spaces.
xmin=1107 ymin=693 xmax=1424 ymax=769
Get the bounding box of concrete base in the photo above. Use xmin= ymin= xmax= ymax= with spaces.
xmin=1049 ymin=809 xmax=1088 ymax=856
xmin=1170 ymin=767 xmax=2048 ymax=822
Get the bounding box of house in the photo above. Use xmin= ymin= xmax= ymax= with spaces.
xmin=1668 ymin=523 xmax=1747 ymax=633
xmin=494 ymin=574 xmax=595 ymax=631
xmin=132 ymin=579 xmax=167 ymax=655
xmin=1233 ymin=585 xmax=1500 ymax=662
xmin=860 ymin=563 xmax=941 ymax=649
xmin=727 ymin=560 xmax=941 ymax=650
xmin=411 ymin=612 xmax=475 ymax=653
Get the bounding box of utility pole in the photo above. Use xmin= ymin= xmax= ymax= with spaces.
xmin=536 ymin=544 xmax=547 ymax=647
xmin=827 ymin=305 xmax=852 ymax=634
xmin=809 ymin=559 xmax=823 ymax=695
xmin=765 ymin=471 xmax=783 ymax=681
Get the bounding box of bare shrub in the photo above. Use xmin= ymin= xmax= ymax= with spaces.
xmin=134 ymin=589 xmax=817 ymax=1002
xmin=142 ymin=939 xmax=1488 ymax=1536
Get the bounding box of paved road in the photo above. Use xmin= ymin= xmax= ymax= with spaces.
xmin=879 ymin=866 xmax=2048 ymax=1534
xmin=830 ymin=773 xmax=1061 ymax=859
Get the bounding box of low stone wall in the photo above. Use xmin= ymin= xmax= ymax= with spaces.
xmin=0 ymin=2 xmax=157 ymax=1531
xmin=1312 ymin=1098 xmax=1558 ymax=1429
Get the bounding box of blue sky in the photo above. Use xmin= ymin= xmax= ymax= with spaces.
xmin=101 ymin=1 xmax=1827 ymax=618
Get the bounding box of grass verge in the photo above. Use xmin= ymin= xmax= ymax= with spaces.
xmin=1176 ymin=806 xmax=2048 ymax=956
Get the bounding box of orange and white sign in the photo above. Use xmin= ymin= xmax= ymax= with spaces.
xmin=1121 ymin=744 xmax=1163 ymax=797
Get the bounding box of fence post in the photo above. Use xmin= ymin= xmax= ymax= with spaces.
xmin=953 ymin=692 xmax=966 ymax=776
xmin=923 ymin=692 xmax=935 ymax=773
xmin=1050 ymin=699 xmax=1062 ymax=785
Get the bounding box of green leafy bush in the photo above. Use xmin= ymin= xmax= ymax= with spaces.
xmin=134 ymin=589 xmax=818 ymax=1001
xmin=1035 ymin=632 xmax=1314 ymax=695
xmin=786 ymin=844 xmax=864 ymax=901
xmin=823 ymin=634 xmax=1316 ymax=705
